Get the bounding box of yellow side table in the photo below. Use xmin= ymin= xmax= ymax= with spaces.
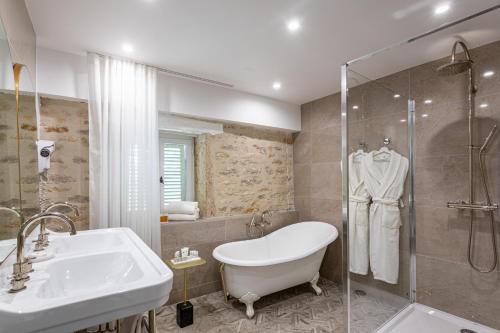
xmin=166 ymin=258 xmax=206 ymax=328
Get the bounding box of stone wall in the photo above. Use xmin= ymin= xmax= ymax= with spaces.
xmin=39 ymin=97 xmax=89 ymax=231
xmin=196 ymin=124 xmax=294 ymax=217
xmin=0 ymin=91 xmax=22 ymax=239
xmin=0 ymin=91 xmax=38 ymax=240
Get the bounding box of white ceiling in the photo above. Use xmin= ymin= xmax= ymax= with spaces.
xmin=25 ymin=0 xmax=500 ymax=105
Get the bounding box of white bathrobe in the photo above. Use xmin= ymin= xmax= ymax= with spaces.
xmin=361 ymin=149 xmax=408 ymax=284
xmin=348 ymin=152 xmax=370 ymax=275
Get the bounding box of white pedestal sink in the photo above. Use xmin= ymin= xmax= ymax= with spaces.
xmin=0 ymin=228 xmax=173 ymax=333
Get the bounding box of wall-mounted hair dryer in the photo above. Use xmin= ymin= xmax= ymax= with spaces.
xmin=36 ymin=140 xmax=55 ymax=174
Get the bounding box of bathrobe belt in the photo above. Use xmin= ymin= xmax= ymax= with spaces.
xmin=372 ymin=197 xmax=404 ymax=208
xmin=349 ymin=195 xmax=370 ymax=204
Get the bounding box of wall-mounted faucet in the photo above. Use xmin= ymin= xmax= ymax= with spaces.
xmin=34 ymin=202 xmax=80 ymax=251
xmin=247 ymin=210 xmax=274 ymax=238
xmin=10 ymin=211 xmax=77 ymax=293
xmin=261 ymin=210 xmax=273 ymax=226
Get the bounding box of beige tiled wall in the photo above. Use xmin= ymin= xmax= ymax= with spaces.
xmin=293 ymin=93 xmax=343 ymax=283
xmin=296 ymin=39 xmax=500 ymax=329
xmin=412 ymin=40 xmax=500 ymax=329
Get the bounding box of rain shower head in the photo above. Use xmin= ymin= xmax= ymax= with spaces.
xmin=436 ymin=40 xmax=473 ymax=76
xmin=436 ymin=59 xmax=472 ymax=75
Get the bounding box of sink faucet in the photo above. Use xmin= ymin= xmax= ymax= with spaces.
xmin=0 ymin=207 xmax=24 ymax=267
xmin=35 ymin=202 xmax=79 ymax=251
xmin=10 ymin=211 xmax=77 ymax=293
xmin=0 ymin=206 xmax=24 ymax=224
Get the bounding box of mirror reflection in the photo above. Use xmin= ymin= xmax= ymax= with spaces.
xmin=0 ymin=22 xmax=37 ymax=263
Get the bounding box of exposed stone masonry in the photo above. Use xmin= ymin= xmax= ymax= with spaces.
xmin=196 ymin=124 xmax=294 ymax=217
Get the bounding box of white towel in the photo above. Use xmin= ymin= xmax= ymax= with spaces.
xmin=168 ymin=209 xmax=199 ymax=221
xmin=165 ymin=201 xmax=199 ymax=215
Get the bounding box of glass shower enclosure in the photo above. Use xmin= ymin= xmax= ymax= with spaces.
xmin=341 ymin=5 xmax=500 ymax=333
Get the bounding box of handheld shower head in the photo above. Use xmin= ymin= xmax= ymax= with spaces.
xmin=480 ymin=125 xmax=497 ymax=154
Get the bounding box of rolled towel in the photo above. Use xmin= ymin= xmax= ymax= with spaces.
xmin=165 ymin=201 xmax=199 ymax=215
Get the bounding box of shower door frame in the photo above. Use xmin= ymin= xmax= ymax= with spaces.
xmin=340 ymin=5 xmax=500 ymax=333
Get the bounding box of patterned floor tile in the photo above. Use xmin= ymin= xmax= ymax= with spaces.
xmin=157 ymin=279 xmax=403 ymax=333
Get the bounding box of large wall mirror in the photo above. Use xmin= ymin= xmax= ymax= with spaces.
xmin=158 ymin=113 xmax=294 ymax=221
xmin=0 ymin=20 xmax=37 ymax=263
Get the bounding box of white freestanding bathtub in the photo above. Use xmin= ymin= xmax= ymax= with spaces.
xmin=213 ymin=221 xmax=338 ymax=318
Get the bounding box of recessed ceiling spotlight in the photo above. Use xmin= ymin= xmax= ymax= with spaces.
xmin=434 ymin=3 xmax=450 ymax=15
xmin=352 ymin=105 xmax=359 ymax=110
xmin=287 ymin=19 xmax=301 ymax=32
xmin=272 ymin=81 xmax=282 ymax=90
xmin=122 ymin=43 xmax=133 ymax=53
xmin=400 ymin=119 xmax=407 ymax=123
xmin=393 ymin=94 xmax=401 ymax=99
xmin=422 ymin=113 xmax=429 ymax=118
xmin=424 ymin=99 xmax=433 ymax=104
xmin=480 ymin=103 xmax=489 ymax=108
xmin=483 ymin=70 xmax=494 ymax=78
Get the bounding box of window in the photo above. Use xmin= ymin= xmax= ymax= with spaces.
xmin=159 ymin=132 xmax=194 ymax=211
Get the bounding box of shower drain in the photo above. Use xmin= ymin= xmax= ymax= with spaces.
xmin=460 ymin=329 xmax=477 ymax=333
xmin=354 ymin=289 xmax=366 ymax=296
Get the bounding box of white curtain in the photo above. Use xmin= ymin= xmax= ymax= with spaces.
xmin=88 ymin=53 xmax=161 ymax=254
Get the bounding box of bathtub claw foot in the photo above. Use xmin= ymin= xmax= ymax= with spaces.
xmin=310 ymin=272 xmax=322 ymax=296
xmin=239 ymin=292 xmax=260 ymax=319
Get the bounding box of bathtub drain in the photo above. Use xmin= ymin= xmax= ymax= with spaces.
xmin=460 ymin=329 xmax=477 ymax=333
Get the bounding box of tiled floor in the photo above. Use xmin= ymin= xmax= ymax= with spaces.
xmin=156 ymin=279 xmax=403 ymax=333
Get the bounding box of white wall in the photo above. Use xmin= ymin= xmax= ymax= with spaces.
xmin=1 ymin=38 xmax=33 ymax=92
xmin=158 ymin=114 xmax=223 ymax=135
xmin=36 ymin=47 xmax=88 ymax=100
xmin=0 ymin=38 xmax=14 ymax=90
xmin=36 ymin=47 xmax=301 ymax=132
xmin=0 ymin=0 xmax=36 ymax=84
xmin=157 ymin=75 xmax=300 ymax=132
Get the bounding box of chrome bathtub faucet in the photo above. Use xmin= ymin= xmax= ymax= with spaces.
xmin=247 ymin=210 xmax=274 ymax=238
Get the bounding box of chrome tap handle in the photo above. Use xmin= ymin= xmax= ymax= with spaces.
xmin=10 ymin=212 xmax=77 ymax=293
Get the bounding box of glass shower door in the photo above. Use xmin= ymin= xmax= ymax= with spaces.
xmin=342 ymin=64 xmax=414 ymax=333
